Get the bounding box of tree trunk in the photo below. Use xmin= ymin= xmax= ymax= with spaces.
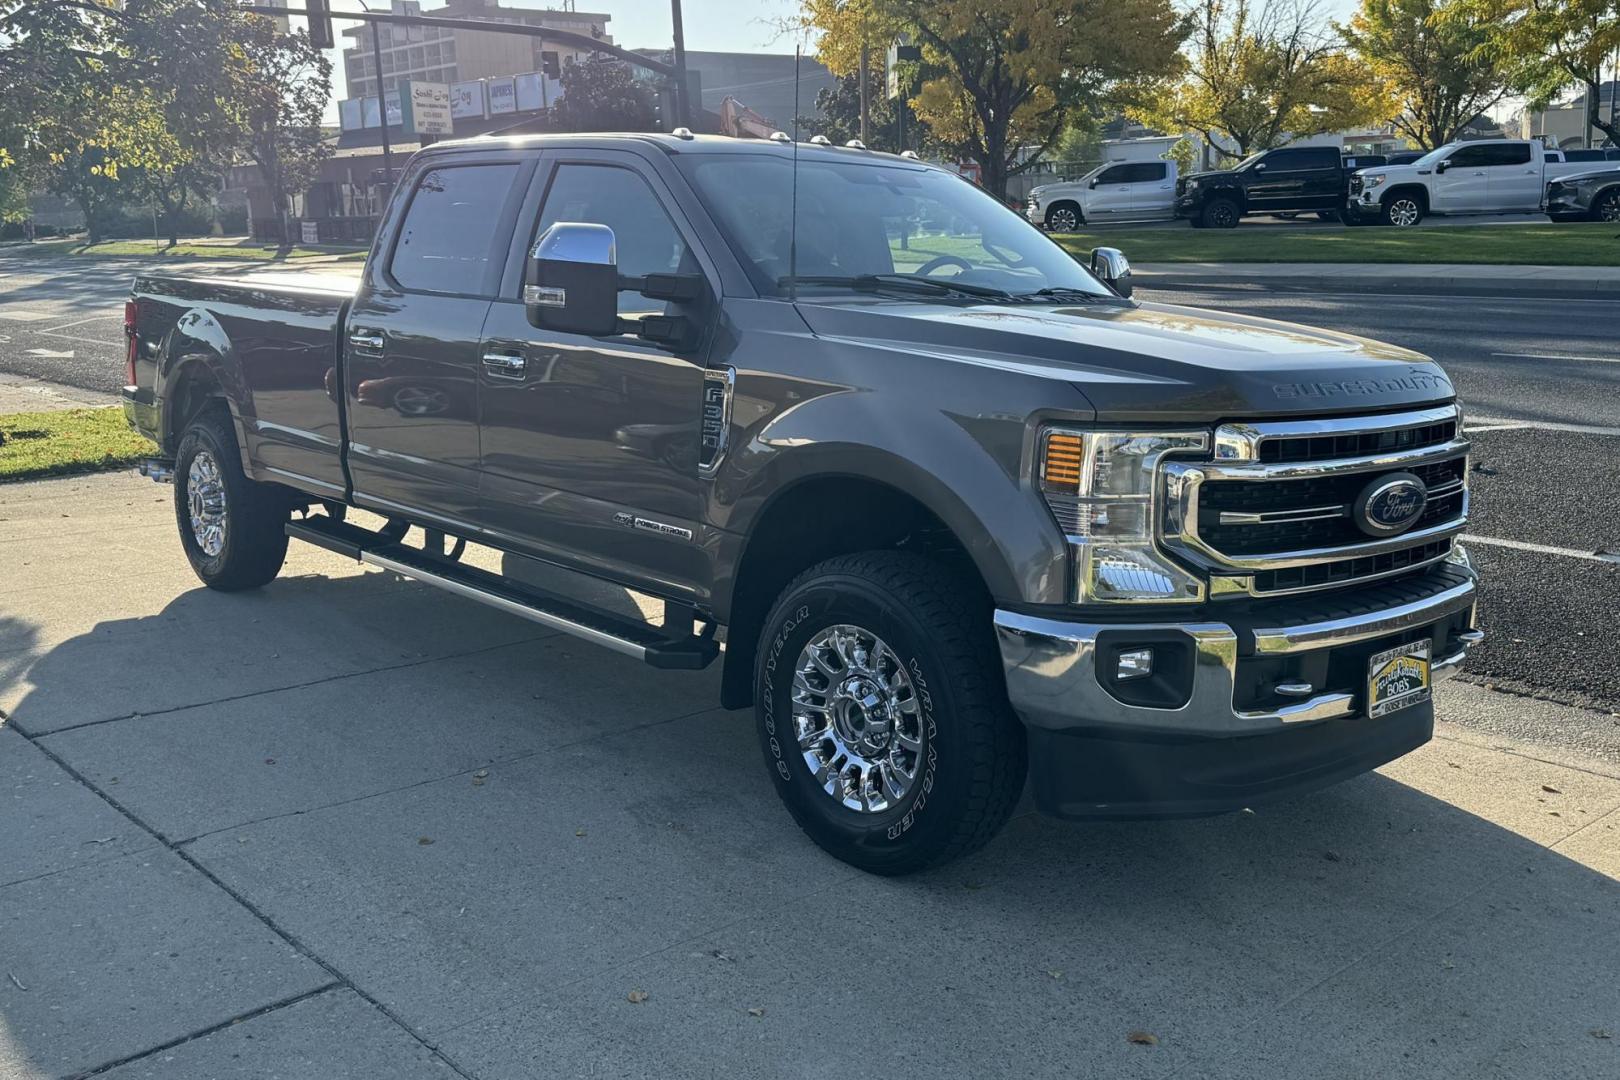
xmin=982 ymin=116 xmax=1008 ymax=202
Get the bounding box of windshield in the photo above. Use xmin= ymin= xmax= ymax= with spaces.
xmin=1412 ymin=144 xmax=1455 ymax=168
xmin=677 ymin=152 xmax=1113 ymax=299
xmin=1232 ymin=151 xmax=1267 ymax=171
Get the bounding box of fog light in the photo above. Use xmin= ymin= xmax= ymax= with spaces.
xmin=1116 ymin=648 xmax=1154 ymax=680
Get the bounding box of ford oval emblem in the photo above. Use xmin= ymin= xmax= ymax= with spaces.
xmin=1353 ymin=473 xmax=1428 ymax=537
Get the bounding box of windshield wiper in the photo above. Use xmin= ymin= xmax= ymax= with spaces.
xmin=1023 ymin=286 xmax=1114 ymax=302
xmin=781 ymin=274 xmax=1014 ymax=300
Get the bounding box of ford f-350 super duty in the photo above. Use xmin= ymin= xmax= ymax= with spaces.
xmin=124 ymin=132 xmax=1483 ymax=874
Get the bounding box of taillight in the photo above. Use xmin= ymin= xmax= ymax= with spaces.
xmin=123 ymin=299 xmax=139 ymax=387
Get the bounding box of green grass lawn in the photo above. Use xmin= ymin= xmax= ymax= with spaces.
xmin=0 ymin=408 xmax=155 ymax=483
xmin=1047 ymin=221 xmax=1620 ymax=265
xmin=9 ymin=237 xmax=368 ymax=262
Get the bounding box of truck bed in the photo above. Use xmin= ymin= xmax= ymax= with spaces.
xmin=131 ymin=267 xmax=358 ymax=499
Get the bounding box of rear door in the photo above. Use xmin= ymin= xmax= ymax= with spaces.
xmin=345 ymin=151 xmax=534 ymax=524
xmin=1120 ymin=162 xmax=1173 ymax=216
xmin=474 ymin=149 xmax=715 ymax=596
xmin=1483 ymin=142 xmax=1540 ymax=210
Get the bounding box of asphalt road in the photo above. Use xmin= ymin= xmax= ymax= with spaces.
xmin=2 ymin=253 xmax=1615 ymax=746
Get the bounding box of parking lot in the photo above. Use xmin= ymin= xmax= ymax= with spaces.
xmin=3 ymin=252 xmax=1619 ymax=1078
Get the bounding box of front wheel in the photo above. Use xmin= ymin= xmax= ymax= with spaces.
xmin=1201 ymin=198 xmax=1240 ymax=229
xmin=1044 ymin=202 xmax=1082 ymax=233
xmin=755 ymin=551 xmax=1026 ymax=875
xmin=174 ymin=406 xmax=289 ymax=590
xmin=1592 ymin=189 xmax=1620 ymax=223
xmin=1382 ymin=194 xmax=1424 ymax=227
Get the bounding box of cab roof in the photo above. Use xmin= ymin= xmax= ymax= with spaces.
xmin=426 ymin=130 xmax=939 ymax=169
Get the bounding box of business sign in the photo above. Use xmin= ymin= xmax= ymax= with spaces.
xmin=487 ymin=76 xmax=516 ymax=115
xmin=450 ymin=80 xmax=485 ymax=119
xmin=360 ymin=90 xmax=402 ymax=129
xmin=338 ymin=97 xmax=363 ymax=131
xmin=401 ymin=80 xmax=452 ymax=136
xmin=514 ymin=72 xmax=544 ymax=112
xmin=300 ymin=221 xmax=320 ymax=244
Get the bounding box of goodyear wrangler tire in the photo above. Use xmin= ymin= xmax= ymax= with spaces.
xmin=755 ymin=551 xmax=1026 ymax=875
xmin=174 ymin=405 xmax=289 ymax=591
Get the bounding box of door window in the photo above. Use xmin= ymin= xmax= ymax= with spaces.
xmin=1266 ymin=147 xmax=1339 ymax=171
xmin=390 ymin=164 xmax=521 ymax=295
xmin=534 ymin=164 xmax=693 ymax=314
xmin=1108 ymin=162 xmax=1167 ymax=183
xmin=1479 ymin=143 xmax=1532 ymax=166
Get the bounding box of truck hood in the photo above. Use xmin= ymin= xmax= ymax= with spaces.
xmin=795 ymin=298 xmax=1454 ymax=422
xmin=1180 ymin=169 xmax=1235 ymax=184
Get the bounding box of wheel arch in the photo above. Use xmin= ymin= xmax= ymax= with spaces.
xmin=1382 ymin=184 xmax=1429 ymax=213
xmin=716 ymin=469 xmax=1016 ymax=711
xmin=157 ymin=307 xmax=250 ymax=470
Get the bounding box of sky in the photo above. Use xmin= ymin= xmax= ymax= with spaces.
xmin=317 ymin=0 xmax=807 ymax=124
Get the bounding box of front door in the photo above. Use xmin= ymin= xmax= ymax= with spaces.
xmin=1430 ymin=145 xmax=1491 ymax=211
xmin=345 ymin=154 xmax=533 ymax=524
xmin=476 ymin=151 xmax=711 ymax=596
xmin=1085 ymin=164 xmax=1133 ymax=216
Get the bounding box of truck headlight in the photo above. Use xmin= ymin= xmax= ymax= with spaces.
xmin=1039 ymin=429 xmax=1209 ymax=604
xmin=1362 ymin=173 xmax=1387 ymax=191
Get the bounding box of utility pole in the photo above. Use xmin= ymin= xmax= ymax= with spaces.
xmin=858 ymin=45 xmax=870 ymax=144
xmin=670 ymin=0 xmax=689 ymax=128
xmin=365 ymin=5 xmax=394 ymax=190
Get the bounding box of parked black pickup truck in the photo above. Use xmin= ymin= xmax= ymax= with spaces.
xmin=1176 ymin=147 xmax=1380 ymax=227
xmin=124 ymin=132 xmax=1482 ymax=874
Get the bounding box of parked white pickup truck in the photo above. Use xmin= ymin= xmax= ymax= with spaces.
xmin=1345 ymin=139 xmax=1611 ymax=226
xmin=1027 ymin=160 xmax=1178 ymax=231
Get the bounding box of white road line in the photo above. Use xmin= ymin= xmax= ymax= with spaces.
xmin=41 ymin=314 xmax=122 ymax=332
xmin=1462 ymin=534 xmax=1620 ymax=564
xmin=1490 ymin=351 xmax=1620 ymax=365
xmin=1465 ymin=416 xmax=1620 ymax=437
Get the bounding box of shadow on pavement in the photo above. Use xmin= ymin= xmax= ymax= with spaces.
xmin=2 ymin=569 xmax=1616 ymax=1078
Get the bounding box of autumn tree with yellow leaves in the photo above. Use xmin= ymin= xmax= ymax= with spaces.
xmin=797 ymin=0 xmax=1188 ymax=198
xmin=1132 ymin=0 xmax=1388 ymax=163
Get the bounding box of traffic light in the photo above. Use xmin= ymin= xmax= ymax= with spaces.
xmin=307 ymin=0 xmax=334 ymax=50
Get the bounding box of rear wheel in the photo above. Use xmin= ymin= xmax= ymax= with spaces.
xmin=1044 ymin=201 xmax=1082 ymax=232
xmin=174 ymin=406 xmax=289 ymax=591
xmin=1592 ymin=189 xmax=1620 ymax=223
xmin=755 ymin=551 xmax=1026 ymax=875
xmin=1201 ymin=198 xmax=1240 ymax=229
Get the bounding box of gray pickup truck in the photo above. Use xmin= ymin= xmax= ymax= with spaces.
xmin=123 ymin=132 xmax=1482 ymax=874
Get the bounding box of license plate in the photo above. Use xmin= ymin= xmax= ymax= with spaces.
xmin=1367 ymin=640 xmax=1431 ymax=718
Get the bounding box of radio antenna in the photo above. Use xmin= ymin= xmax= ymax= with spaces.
xmin=788 ymin=44 xmax=801 ymax=303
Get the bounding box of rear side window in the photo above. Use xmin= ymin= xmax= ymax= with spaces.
xmin=390 ymin=164 xmax=521 ymax=294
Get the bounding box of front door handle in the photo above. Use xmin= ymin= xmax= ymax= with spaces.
xmin=348 ymin=327 xmax=385 ymax=353
xmin=482 ymin=352 xmax=528 ymax=379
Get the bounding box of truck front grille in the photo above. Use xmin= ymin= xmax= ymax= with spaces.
xmin=1162 ymin=405 xmax=1468 ymax=597
xmin=1349 ymin=174 xmax=1365 ymax=196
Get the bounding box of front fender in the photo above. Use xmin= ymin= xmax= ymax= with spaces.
xmin=710 ymin=385 xmax=1073 ymax=613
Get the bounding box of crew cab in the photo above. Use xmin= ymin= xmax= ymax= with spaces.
xmin=1027 ymin=159 xmax=1177 ymax=231
xmin=1345 ymin=138 xmax=1620 ymax=226
xmin=1175 ymin=145 xmax=1363 ymax=227
xmin=124 ymin=132 xmax=1483 ymax=874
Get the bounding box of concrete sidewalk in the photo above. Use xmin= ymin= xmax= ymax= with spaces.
xmin=1134 ymin=260 xmax=1619 ymax=297
xmin=2 ymin=472 xmax=1617 ymax=1079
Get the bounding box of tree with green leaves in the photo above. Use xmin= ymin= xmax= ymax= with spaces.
xmin=552 ymin=59 xmax=657 ymax=133
xmin=1448 ymin=0 xmax=1619 ymax=147
xmin=800 ymin=71 xmax=903 ymax=151
xmin=235 ymin=15 xmax=332 ymax=243
xmin=798 ymin=0 xmax=1188 ymax=199
xmin=1341 ymin=0 xmax=1516 ymax=149
xmin=1132 ymin=0 xmax=1388 ymax=163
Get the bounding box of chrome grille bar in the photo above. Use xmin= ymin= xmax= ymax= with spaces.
xmin=1162 ymin=405 xmax=1469 ymax=596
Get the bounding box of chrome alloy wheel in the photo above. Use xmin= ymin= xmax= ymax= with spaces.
xmin=1046 ymin=205 xmax=1079 ymax=232
xmin=186 ymin=449 xmax=227 ymax=558
xmin=792 ymin=624 xmax=926 ymax=813
xmin=1387 ymin=197 xmax=1421 ymax=227
xmin=1597 ymin=192 xmax=1620 ymax=223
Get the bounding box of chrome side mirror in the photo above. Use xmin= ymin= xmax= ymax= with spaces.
xmin=525 ymin=222 xmax=618 ymax=336
xmin=1089 ymin=246 xmax=1132 ymax=299
xmin=1435 ymin=160 xmax=1450 ymax=173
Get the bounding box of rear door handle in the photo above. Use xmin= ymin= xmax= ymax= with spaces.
xmin=348 ymin=328 xmax=385 ymax=353
xmin=482 ymin=352 xmax=527 ymax=379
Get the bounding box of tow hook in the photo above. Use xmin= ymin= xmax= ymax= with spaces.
xmin=138 ymin=458 xmax=175 ymax=484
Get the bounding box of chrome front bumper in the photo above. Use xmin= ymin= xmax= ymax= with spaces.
xmin=995 ymin=572 xmax=1479 ymax=739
